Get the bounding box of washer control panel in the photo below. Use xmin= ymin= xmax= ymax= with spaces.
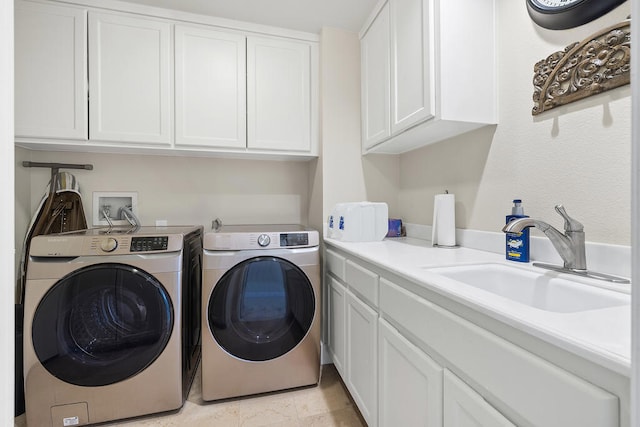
xmin=28 ymin=227 xmax=195 ymax=257
xmin=130 ymin=236 xmax=169 ymax=252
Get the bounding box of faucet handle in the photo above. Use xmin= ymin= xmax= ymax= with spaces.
xmin=555 ymin=205 xmax=584 ymax=232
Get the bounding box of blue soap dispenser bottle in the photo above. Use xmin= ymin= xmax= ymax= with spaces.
xmin=505 ymin=199 xmax=530 ymax=262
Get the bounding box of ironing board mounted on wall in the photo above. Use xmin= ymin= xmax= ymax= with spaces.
xmin=18 ymin=161 xmax=93 ymax=302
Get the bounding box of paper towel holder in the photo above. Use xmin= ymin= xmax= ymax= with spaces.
xmin=432 ymin=190 xmax=460 ymax=249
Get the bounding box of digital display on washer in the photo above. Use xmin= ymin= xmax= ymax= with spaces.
xmin=280 ymin=233 xmax=308 ymax=247
xmin=130 ymin=236 xmax=169 ymax=252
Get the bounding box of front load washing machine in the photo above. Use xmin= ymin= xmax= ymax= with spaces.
xmin=23 ymin=226 xmax=202 ymax=427
xmin=202 ymin=225 xmax=321 ymax=401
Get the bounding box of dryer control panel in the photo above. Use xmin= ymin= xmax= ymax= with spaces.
xmin=204 ymin=226 xmax=319 ymax=251
xmin=280 ymin=233 xmax=308 ymax=247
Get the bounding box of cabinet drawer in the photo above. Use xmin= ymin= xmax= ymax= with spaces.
xmin=346 ymin=260 xmax=379 ymax=307
xmin=379 ymin=278 xmax=619 ymax=427
xmin=325 ymin=249 xmax=346 ymax=281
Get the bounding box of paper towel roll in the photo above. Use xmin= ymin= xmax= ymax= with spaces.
xmin=432 ymin=193 xmax=456 ymax=247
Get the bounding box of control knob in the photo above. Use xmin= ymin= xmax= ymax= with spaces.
xmin=257 ymin=234 xmax=271 ymax=247
xmin=100 ymin=237 xmax=118 ymax=253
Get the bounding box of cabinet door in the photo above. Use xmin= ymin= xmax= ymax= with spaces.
xmin=379 ymin=319 xmax=442 ymax=427
xmin=346 ymin=289 xmax=378 ymax=427
xmin=327 ymin=276 xmax=346 ymax=376
xmin=361 ymin=2 xmax=390 ymax=149
xmin=247 ymin=37 xmax=311 ymax=152
xmin=15 ymin=2 xmax=87 ymax=139
xmin=175 ymin=26 xmax=246 ymax=148
xmin=444 ymin=370 xmax=515 ymax=427
xmin=89 ymin=12 xmax=172 ymax=144
xmin=389 ymin=0 xmax=434 ymax=133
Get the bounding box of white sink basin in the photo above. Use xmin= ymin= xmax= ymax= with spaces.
xmin=427 ymin=263 xmax=629 ymax=313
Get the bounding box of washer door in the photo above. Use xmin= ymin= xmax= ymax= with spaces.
xmin=32 ymin=263 xmax=173 ymax=386
xmin=208 ymin=256 xmax=315 ymax=361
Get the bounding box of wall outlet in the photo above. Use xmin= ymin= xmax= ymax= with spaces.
xmin=155 ymin=220 xmax=168 ymax=226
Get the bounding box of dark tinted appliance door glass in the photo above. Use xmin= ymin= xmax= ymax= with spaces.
xmin=32 ymin=263 xmax=173 ymax=386
xmin=208 ymin=256 xmax=315 ymax=361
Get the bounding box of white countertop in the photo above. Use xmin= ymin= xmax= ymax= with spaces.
xmin=324 ymin=237 xmax=631 ymax=376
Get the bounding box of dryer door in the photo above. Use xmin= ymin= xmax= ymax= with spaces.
xmin=208 ymin=256 xmax=315 ymax=361
xmin=31 ymin=263 xmax=174 ymax=386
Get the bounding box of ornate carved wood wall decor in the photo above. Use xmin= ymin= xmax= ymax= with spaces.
xmin=532 ymin=19 xmax=630 ymax=116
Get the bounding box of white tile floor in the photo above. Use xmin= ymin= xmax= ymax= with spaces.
xmin=15 ymin=364 xmax=366 ymax=427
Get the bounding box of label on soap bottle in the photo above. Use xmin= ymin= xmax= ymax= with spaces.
xmin=506 ymin=215 xmax=530 ymax=262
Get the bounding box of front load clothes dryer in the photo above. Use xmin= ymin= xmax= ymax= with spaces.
xmin=23 ymin=226 xmax=202 ymax=427
xmin=202 ymin=225 xmax=321 ymax=401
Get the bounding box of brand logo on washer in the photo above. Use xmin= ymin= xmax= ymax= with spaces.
xmin=63 ymin=416 xmax=79 ymax=426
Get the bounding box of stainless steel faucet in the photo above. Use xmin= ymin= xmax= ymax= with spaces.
xmin=502 ymin=205 xmax=586 ymax=271
xmin=501 ymin=205 xmax=629 ymax=283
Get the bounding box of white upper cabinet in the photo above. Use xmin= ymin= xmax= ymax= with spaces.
xmin=247 ymin=36 xmax=312 ymax=152
xmin=88 ymin=11 xmax=172 ymax=144
xmin=175 ymin=26 xmax=246 ymax=148
xmin=15 ymin=2 xmax=87 ymax=140
xmin=389 ymin=0 xmax=433 ymax=134
xmin=360 ymin=0 xmax=497 ymax=154
xmin=361 ymin=3 xmax=390 ymax=149
xmin=14 ymin=0 xmax=318 ymax=158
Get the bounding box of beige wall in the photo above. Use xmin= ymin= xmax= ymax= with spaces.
xmin=320 ymin=27 xmax=400 ymax=222
xmin=18 ymin=150 xmax=311 ymax=233
xmin=396 ymin=2 xmax=632 ymax=245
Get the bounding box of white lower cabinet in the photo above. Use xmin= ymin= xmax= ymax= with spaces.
xmin=346 ymin=289 xmax=378 ymax=427
xmin=378 ymin=318 xmax=442 ymax=427
xmin=325 ymin=250 xmax=379 ymax=427
xmin=324 ymin=245 xmax=623 ymax=427
xmin=379 ymin=276 xmax=619 ymax=427
xmin=444 ymin=370 xmax=515 ymax=427
xmin=327 ymin=276 xmax=346 ymax=376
